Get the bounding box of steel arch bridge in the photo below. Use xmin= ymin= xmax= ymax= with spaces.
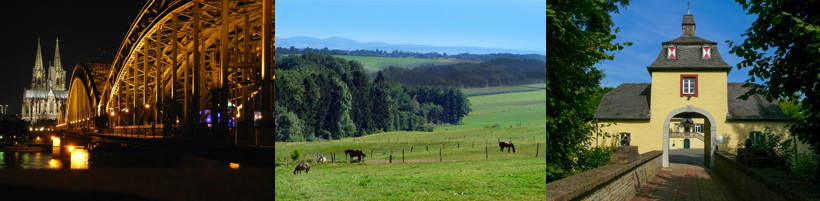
xmin=59 ymin=0 xmax=274 ymax=138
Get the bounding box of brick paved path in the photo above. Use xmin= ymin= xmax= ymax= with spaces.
xmin=630 ymin=149 xmax=740 ymax=201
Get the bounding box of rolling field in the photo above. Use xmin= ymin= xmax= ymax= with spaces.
xmin=461 ymin=84 xmax=547 ymax=96
xmin=275 ymin=89 xmax=547 ymax=200
xmin=332 ymin=55 xmax=447 ymax=72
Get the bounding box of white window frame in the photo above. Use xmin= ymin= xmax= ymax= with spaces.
xmin=694 ymin=124 xmax=702 ymax=133
xmin=682 ymin=78 xmax=696 ymax=95
xmin=750 ymin=131 xmax=762 ymax=146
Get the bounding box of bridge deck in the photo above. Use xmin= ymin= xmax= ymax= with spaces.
xmin=630 ymin=149 xmax=740 ymax=201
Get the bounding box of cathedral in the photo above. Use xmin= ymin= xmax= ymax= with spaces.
xmin=22 ymin=38 xmax=67 ymax=123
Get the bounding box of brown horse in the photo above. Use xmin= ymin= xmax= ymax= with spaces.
xmin=345 ymin=150 xmax=366 ymax=163
xmin=294 ymin=163 xmax=310 ymax=175
xmin=499 ymin=141 xmax=515 ymax=153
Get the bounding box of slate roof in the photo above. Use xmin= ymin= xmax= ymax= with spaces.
xmin=648 ymin=44 xmax=731 ymax=68
xmin=682 ymin=14 xmax=696 ymax=25
xmin=661 ymin=36 xmax=716 ymax=45
xmin=593 ymin=83 xmax=794 ymax=121
xmin=726 ymin=83 xmax=793 ymax=120
xmin=593 ymin=83 xmax=652 ymax=119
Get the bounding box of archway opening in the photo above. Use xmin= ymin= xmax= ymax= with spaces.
xmin=662 ymin=105 xmax=717 ymax=168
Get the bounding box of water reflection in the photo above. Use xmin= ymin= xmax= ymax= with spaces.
xmin=0 ymin=142 xmax=244 ymax=169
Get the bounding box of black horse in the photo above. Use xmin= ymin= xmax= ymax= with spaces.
xmin=499 ymin=141 xmax=516 ymax=153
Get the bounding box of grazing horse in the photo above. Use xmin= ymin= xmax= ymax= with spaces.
xmin=499 ymin=141 xmax=516 ymax=153
xmin=345 ymin=150 xmax=366 ymax=163
xmin=294 ymin=163 xmax=310 ymax=175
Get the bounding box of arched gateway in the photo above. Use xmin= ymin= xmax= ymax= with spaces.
xmin=662 ymin=105 xmax=716 ymax=168
xmin=592 ymin=12 xmax=795 ymax=169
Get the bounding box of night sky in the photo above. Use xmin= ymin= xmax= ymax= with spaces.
xmin=0 ymin=1 xmax=148 ymax=116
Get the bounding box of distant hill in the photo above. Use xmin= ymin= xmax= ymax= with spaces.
xmin=277 ymin=36 xmax=546 ymax=55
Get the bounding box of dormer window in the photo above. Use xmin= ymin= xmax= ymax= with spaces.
xmin=668 ymin=46 xmax=677 ymax=59
xmin=681 ymin=74 xmax=698 ymax=97
xmin=702 ymin=45 xmax=711 ymax=59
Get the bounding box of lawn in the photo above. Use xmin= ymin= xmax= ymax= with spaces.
xmin=274 ymin=89 xmax=547 ymax=200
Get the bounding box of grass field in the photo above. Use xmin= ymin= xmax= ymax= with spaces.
xmin=461 ymin=84 xmax=547 ymax=96
xmin=275 ymin=89 xmax=547 ymax=200
xmin=332 ymin=55 xmax=448 ymax=72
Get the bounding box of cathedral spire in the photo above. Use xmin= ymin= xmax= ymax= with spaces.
xmin=53 ymin=38 xmax=62 ymax=70
xmin=34 ymin=38 xmax=43 ymax=71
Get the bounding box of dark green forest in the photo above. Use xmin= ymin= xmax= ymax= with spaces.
xmin=378 ymin=59 xmax=546 ymax=88
xmin=274 ymin=46 xmax=546 ymax=61
xmin=274 ymin=53 xmax=471 ymax=142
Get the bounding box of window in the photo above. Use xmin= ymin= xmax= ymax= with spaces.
xmin=619 ymin=133 xmax=631 ymax=146
xmin=680 ymin=74 xmax=698 ymax=97
xmin=667 ymin=46 xmax=677 ymax=59
xmin=750 ymin=131 xmax=762 ymax=146
xmin=674 ymin=123 xmax=680 ymax=132
xmin=694 ymin=124 xmax=702 ymax=133
xmin=702 ymin=46 xmax=711 ymax=59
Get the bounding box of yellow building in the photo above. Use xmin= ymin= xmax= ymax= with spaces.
xmin=593 ymin=13 xmax=798 ymax=168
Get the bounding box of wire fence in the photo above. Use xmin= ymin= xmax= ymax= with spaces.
xmin=277 ymin=140 xmax=546 ymax=167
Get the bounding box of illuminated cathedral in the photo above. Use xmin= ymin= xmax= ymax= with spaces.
xmin=22 ymin=38 xmax=67 ymax=123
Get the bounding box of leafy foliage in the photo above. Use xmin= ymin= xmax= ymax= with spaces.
xmin=546 ymin=0 xmax=631 ymax=172
xmin=291 ymin=149 xmax=302 ymax=161
xmin=789 ymin=151 xmax=820 ymax=183
xmin=738 ymin=127 xmax=794 ymax=169
xmin=727 ymin=0 xmax=820 ymax=156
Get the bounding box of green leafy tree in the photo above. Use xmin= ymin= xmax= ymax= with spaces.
xmin=727 ymin=0 xmax=820 ymax=156
xmin=275 ymin=105 xmax=304 ymax=142
xmin=291 ymin=149 xmax=302 ymax=161
xmin=547 ymin=0 xmax=632 ymax=171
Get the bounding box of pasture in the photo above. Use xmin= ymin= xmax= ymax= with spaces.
xmin=275 ymin=89 xmax=547 ymax=200
xmin=332 ymin=55 xmax=448 ymax=72
xmin=461 ymin=83 xmax=547 ymax=96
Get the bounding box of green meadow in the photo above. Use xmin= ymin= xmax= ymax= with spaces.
xmin=275 ymin=89 xmax=547 ymax=200
xmin=332 ymin=55 xmax=447 ymax=72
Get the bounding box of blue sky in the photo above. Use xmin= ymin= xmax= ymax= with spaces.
xmin=599 ymin=0 xmax=763 ymax=88
xmin=275 ymin=0 xmax=547 ymax=53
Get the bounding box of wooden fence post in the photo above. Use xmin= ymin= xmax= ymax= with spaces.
xmin=485 ymin=146 xmax=488 ymax=159
xmin=390 ymin=154 xmax=392 ymax=163
xmin=458 ymin=142 xmax=460 ymax=148
xmin=427 ymin=145 xmax=428 ymax=151
xmin=473 ymin=141 xmax=474 ymax=148
xmin=440 ymin=148 xmax=442 ymax=162
xmin=402 ymin=149 xmax=405 ymax=163
xmin=371 ymin=150 xmax=373 ymax=158
xmin=411 ymin=145 xmax=414 ymax=152
xmin=536 ymin=143 xmax=540 ymax=158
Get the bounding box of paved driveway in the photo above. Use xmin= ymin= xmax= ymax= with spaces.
xmin=630 ymin=149 xmax=740 ymax=201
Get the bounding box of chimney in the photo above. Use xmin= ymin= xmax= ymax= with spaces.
xmin=682 ymin=14 xmax=696 ymax=36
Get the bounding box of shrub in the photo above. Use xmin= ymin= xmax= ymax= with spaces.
xmin=789 ymin=151 xmax=820 ymax=183
xmin=738 ymin=127 xmax=794 ymax=170
xmin=547 ymin=163 xmax=566 ymax=183
xmin=291 ymin=149 xmax=302 ymax=161
xmin=574 ymin=146 xmax=614 ymax=173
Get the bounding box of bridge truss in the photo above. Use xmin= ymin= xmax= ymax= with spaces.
xmin=59 ymin=0 xmax=274 ymax=139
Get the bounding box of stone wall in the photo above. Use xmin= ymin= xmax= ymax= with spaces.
xmin=546 ymin=151 xmax=663 ymax=201
xmin=715 ymin=151 xmax=820 ymax=201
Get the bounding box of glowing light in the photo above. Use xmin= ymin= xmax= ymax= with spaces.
xmin=48 ymin=159 xmax=62 ymax=169
xmin=70 ymin=149 xmax=89 ymax=169
xmin=68 ymin=146 xmax=74 ymax=152
xmin=229 ymin=163 xmax=240 ymax=169
xmin=29 ymin=128 xmax=32 ymax=131
xmin=36 ymin=137 xmax=40 ymax=140
xmin=145 ymin=104 xmax=150 ymax=108
xmin=125 ymin=109 xmax=129 ymax=112
xmin=111 ymin=112 xmax=115 ymax=116
xmin=236 ymin=114 xmax=240 ymax=118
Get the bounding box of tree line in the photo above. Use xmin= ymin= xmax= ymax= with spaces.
xmin=275 ymin=53 xmax=471 ymax=142
xmin=275 ymin=46 xmax=546 ymax=61
xmin=377 ymin=59 xmax=546 ymax=88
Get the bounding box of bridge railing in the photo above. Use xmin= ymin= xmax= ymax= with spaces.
xmin=62 ymin=125 xmax=273 ymax=147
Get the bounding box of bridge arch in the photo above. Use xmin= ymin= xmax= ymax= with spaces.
xmin=60 ymin=63 xmax=111 ymax=128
